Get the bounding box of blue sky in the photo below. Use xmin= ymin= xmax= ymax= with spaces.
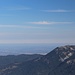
xmin=0 ymin=0 xmax=75 ymax=44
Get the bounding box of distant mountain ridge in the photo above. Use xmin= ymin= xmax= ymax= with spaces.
xmin=0 ymin=45 xmax=75 ymax=75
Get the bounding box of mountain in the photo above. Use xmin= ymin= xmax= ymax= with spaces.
xmin=0 ymin=45 xmax=75 ymax=75
xmin=0 ymin=54 xmax=42 ymax=68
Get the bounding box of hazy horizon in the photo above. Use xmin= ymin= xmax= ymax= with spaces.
xmin=0 ymin=43 xmax=75 ymax=56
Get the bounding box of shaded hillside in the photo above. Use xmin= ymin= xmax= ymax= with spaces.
xmin=0 ymin=45 xmax=75 ymax=75
xmin=0 ymin=54 xmax=42 ymax=68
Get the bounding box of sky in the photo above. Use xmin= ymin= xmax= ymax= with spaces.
xmin=0 ymin=0 xmax=75 ymax=44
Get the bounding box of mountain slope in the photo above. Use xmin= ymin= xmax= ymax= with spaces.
xmin=0 ymin=45 xmax=75 ymax=75
xmin=0 ymin=54 xmax=42 ymax=68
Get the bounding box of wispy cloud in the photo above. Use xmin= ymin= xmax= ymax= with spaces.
xmin=7 ymin=7 xmax=30 ymax=10
xmin=0 ymin=32 xmax=75 ymax=44
xmin=42 ymin=9 xmax=75 ymax=12
xmin=0 ymin=25 xmax=39 ymax=28
xmin=29 ymin=21 xmax=74 ymax=25
xmin=0 ymin=39 xmax=51 ymax=44
xmin=29 ymin=21 xmax=50 ymax=24
xmin=0 ymin=14 xmax=13 ymax=16
xmin=0 ymin=38 xmax=75 ymax=44
xmin=1 ymin=6 xmax=30 ymax=11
